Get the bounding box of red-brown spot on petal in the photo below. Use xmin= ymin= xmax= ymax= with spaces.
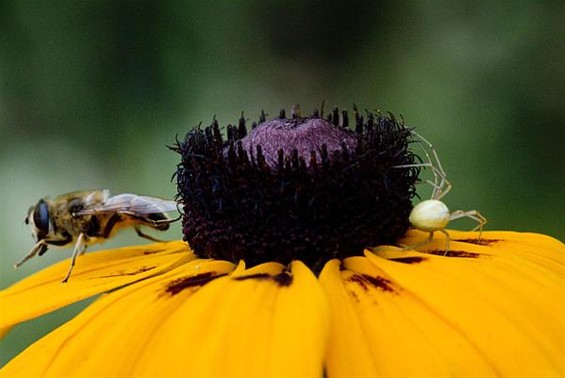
xmin=233 ymin=272 xmax=293 ymax=287
xmin=390 ymin=256 xmax=427 ymax=264
xmin=348 ymin=273 xmax=396 ymax=293
xmin=455 ymin=238 xmax=500 ymax=246
xmin=428 ymin=250 xmax=481 ymax=258
xmin=273 ymin=272 xmax=293 ymax=286
xmin=166 ymin=272 xmax=225 ymax=295
xmin=143 ymin=248 xmax=167 ymax=255
xmin=233 ymin=273 xmax=271 ymax=281
xmin=97 ymin=265 xmax=157 ymax=278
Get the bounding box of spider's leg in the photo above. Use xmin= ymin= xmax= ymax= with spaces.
xmin=392 ymin=162 xmax=452 ymax=201
xmin=438 ymin=228 xmax=451 ymax=255
xmin=449 ymin=210 xmax=488 ymax=241
xmin=400 ymin=231 xmax=435 ymax=251
xmin=411 ymin=131 xmax=451 ymax=200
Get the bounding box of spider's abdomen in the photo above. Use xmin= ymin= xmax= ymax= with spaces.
xmin=409 ymin=199 xmax=450 ymax=232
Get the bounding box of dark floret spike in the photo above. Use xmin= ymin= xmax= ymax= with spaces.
xmin=256 ymin=145 xmax=268 ymax=171
xmin=227 ymin=124 xmax=235 ymax=141
xmin=291 ymin=104 xmax=301 ymax=119
xmin=174 ymin=107 xmax=419 ymax=273
xmin=357 ymin=113 xmax=364 ymax=132
xmin=238 ymin=123 xmax=247 ymax=139
xmin=277 ymin=149 xmax=285 ymax=171
xmin=291 ymin=149 xmax=300 ymax=170
xmin=320 ymin=100 xmax=326 ymax=118
xmin=284 ymin=156 xmax=292 ymax=172
xmin=204 ymin=126 xmax=213 ymax=143
xmin=320 ymin=144 xmax=329 ymax=168
xmin=366 ymin=110 xmax=374 ymax=132
xmin=227 ymin=141 xmax=237 ymax=168
xmin=238 ymin=113 xmax=247 ymax=138
xmin=342 ymin=110 xmax=349 ymax=128
xmin=299 ymin=156 xmax=307 ymax=174
xmin=341 ymin=142 xmax=350 ymax=162
xmin=237 ymin=141 xmax=250 ymax=167
xmin=354 ymin=117 xmax=363 ymax=134
xmin=353 ymin=104 xmax=360 ymax=120
xmin=312 ymin=108 xmax=320 ymax=118
xmin=208 ymin=118 xmax=215 ymax=128
xmin=331 ymin=107 xmax=339 ymax=126
xmin=309 ymin=151 xmax=318 ymax=171
xmin=212 ymin=120 xmax=222 ymax=146
xmin=259 ymin=110 xmax=266 ymax=124
xmin=354 ymin=106 xmax=363 ymax=134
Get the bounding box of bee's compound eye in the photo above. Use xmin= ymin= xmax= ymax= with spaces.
xmin=33 ymin=199 xmax=50 ymax=238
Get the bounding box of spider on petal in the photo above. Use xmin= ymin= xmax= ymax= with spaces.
xmin=394 ymin=130 xmax=487 ymax=253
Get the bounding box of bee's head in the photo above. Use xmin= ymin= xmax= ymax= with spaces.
xmin=26 ymin=199 xmax=51 ymax=241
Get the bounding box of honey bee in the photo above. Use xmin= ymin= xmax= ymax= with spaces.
xmin=18 ymin=190 xmax=179 ymax=282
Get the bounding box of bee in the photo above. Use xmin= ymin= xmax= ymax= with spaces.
xmin=18 ymin=190 xmax=179 ymax=282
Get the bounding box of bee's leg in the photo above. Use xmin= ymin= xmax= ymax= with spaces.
xmin=99 ymin=213 xmax=121 ymax=238
xmin=119 ymin=211 xmax=181 ymax=227
xmin=134 ymin=226 xmax=165 ymax=243
xmin=62 ymin=233 xmax=86 ymax=283
xmin=14 ymin=241 xmax=48 ymax=269
xmin=151 ymin=215 xmax=182 ymax=224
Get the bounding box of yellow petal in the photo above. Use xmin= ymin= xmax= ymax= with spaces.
xmin=0 ymin=258 xmax=235 ymax=377
xmin=134 ymin=260 xmax=329 ymax=377
xmin=322 ymin=230 xmax=564 ymax=377
xmin=320 ymin=256 xmax=491 ymax=377
xmin=319 ymin=259 xmax=380 ymax=376
xmin=0 ymin=241 xmax=192 ymax=337
xmin=401 ymin=229 xmax=563 ymax=265
xmin=369 ymin=232 xmax=563 ymax=376
xmin=1 ymin=260 xmax=329 ymax=378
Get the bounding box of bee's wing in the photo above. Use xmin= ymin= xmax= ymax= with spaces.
xmin=76 ymin=194 xmax=178 ymax=216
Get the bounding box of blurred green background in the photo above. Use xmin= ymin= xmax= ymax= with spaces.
xmin=1 ymin=0 xmax=564 ymax=366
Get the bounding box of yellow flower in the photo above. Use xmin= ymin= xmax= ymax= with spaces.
xmin=4 ymin=108 xmax=564 ymax=377
xmin=1 ymin=229 xmax=563 ymax=377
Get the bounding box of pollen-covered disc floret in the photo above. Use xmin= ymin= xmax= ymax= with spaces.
xmin=173 ymin=107 xmax=420 ymax=270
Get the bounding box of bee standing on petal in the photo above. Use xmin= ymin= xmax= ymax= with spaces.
xmin=19 ymin=190 xmax=180 ymax=282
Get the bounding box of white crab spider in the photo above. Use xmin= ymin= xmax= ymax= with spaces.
xmin=395 ymin=131 xmax=487 ymax=253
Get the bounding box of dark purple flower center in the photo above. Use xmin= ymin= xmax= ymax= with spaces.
xmin=173 ymin=107 xmax=419 ymax=272
xmin=234 ymin=117 xmax=357 ymax=169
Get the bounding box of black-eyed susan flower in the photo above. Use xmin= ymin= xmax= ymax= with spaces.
xmin=1 ymin=108 xmax=564 ymax=377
